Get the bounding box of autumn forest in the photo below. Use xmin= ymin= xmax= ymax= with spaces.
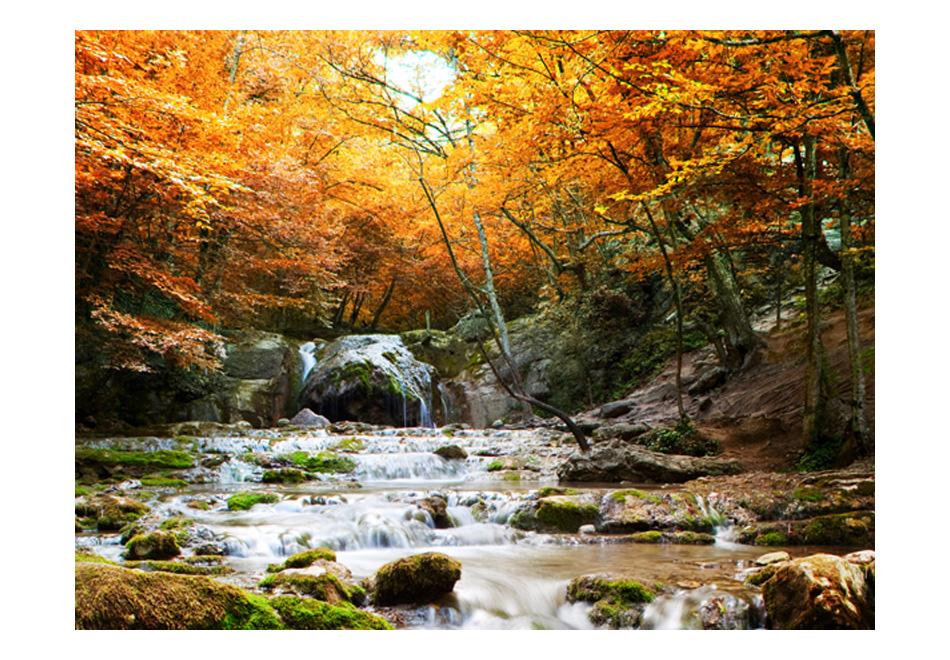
xmin=75 ymin=30 xmax=875 ymax=453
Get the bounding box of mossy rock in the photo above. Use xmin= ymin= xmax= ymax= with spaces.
xmin=75 ymin=449 xmax=195 ymax=479
xmin=288 ymin=450 xmax=356 ymax=474
xmin=226 ymin=491 xmax=280 ymax=511
xmin=628 ymin=531 xmax=664 ymax=543
xmin=125 ymin=531 xmax=181 ymax=560
xmin=566 ymin=573 xmax=656 ymax=629
xmin=75 ymin=495 xmax=151 ymax=532
xmin=371 ymin=552 xmax=462 ymax=606
xmin=535 ymin=498 xmax=600 ymax=533
xmin=259 ymin=570 xmax=359 ymax=606
xmin=262 ymin=468 xmax=309 ymax=484
xmin=270 ymin=596 xmax=393 ymax=630
xmin=268 ymin=547 xmax=337 ymax=572
xmin=433 ymin=445 xmax=467 ymax=461
xmin=801 ymin=512 xmax=875 ymax=546
xmin=123 ymin=560 xmax=235 ymax=576
xmin=75 ymin=562 xmax=282 ymax=629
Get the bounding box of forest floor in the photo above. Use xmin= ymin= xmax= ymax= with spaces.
xmin=571 ymin=300 xmax=876 ymax=474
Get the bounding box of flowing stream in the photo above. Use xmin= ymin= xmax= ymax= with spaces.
xmin=76 ymin=427 xmax=817 ymax=630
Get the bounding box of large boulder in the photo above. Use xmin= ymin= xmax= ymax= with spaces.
xmin=368 ymin=552 xmax=462 ymax=606
xmin=297 ymin=335 xmax=438 ymax=427
xmin=557 ymin=440 xmax=744 ymax=483
xmin=75 ymin=562 xmax=281 ymax=629
xmin=566 ymin=573 xmax=656 ymax=629
xmin=761 ymin=553 xmax=874 ymax=629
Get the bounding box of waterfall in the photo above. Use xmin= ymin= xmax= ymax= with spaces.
xmin=299 ymin=341 xmax=317 ymax=384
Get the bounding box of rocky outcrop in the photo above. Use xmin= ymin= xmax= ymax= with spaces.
xmin=76 ymin=330 xmax=301 ymax=430
xmin=298 ymin=335 xmax=438 ymax=427
xmin=557 ymin=441 xmax=744 ymax=483
xmin=760 ymin=553 xmax=874 ymax=629
xmin=367 ymin=552 xmax=462 ymax=606
xmin=75 ymin=562 xmax=282 ymax=629
xmin=566 ymin=574 xmax=656 ymax=629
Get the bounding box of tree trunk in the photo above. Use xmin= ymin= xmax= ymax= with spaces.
xmin=473 ymin=208 xmax=535 ymax=422
xmin=800 ymin=135 xmax=826 ymax=450
xmin=704 ymin=249 xmax=760 ymax=368
xmin=837 ymin=146 xmax=871 ymax=454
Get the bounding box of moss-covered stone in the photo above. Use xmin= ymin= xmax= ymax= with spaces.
xmin=262 ymin=468 xmax=308 ymax=484
xmin=123 ymin=560 xmax=235 ymax=576
xmin=566 ymin=573 xmax=656 ymax=629
xmin=226 ymin=491 xmax=280 ymax=511
xmin=371 ymin=552 xmax=462 ymax=606
xmin=259 ymin=570 xmax=357 ymax=605
xmin=269 ymin=596 xmax=393 ymax=630
xmin=288 ymin=450 xmax=356 ymax=474
xmin=75 ymin=495 xmax=151 ymax=532
xmin=535 ymin=498 xmax=600 ymax=533
xmin=433 ymin=445 xmax=467 ymax=460
xmin=125 ymin=531 xmax=181 ymax=560
xmin=801 ymin=512 xmax=875 ymax=546
xmin=75 ymin=448 xmax=195 ymax=477
xmin=629 ymin=531 xmax=664 ymax=543
xmin=75 ymin=562 xmax=281 ymax=629
xmin=267 ymin=547 xmax=337 ymax=572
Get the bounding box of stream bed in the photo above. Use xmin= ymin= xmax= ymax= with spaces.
xmin=75 ymin=426 xmax=854 ymax=630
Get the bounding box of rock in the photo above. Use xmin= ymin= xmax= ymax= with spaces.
xmin=269 ymin=596 xmax=393 ymax=630
xmin=687 ymin=366 xmax=730 ymax=395
xmin=297 ymin=334 xmax=438 ymax=427
xmin=640 ymin=585 xmax=767 ymax=630
xmin=259 ymin=563 xmax=362 ymax=606
xmin=578 ymin=524 xmax=597 ymax=535
xmin=509 ymin=495 xmax=600 ymax=533
xmin=566 ymin=573 xmax=656 ymax=629
xmin=75 ymin=562 xmax=282 ymax=629
xmin=755 ymin=551 xmax=791 ymax=566
xmin=591 ymin=422 xmax=650 ymax=443
xmin=370 ymin=552 xmax=462 ymax=606
xmin=433 ymin=445 xmax=467 ymax=460
xmin=123 ymin=531 xmax=181 ymax=560
xmin=289 ymin=408 xmax=331 ymax=428
xmin=761 ymin=554 xmax=874 ymax=629
xmin=599 ymin=400 xmax=635 ymax=419
xmin=557 ymin=441 xmax=744 ymax=483
xmin=417 ymin=495 xmax=454 ymax=529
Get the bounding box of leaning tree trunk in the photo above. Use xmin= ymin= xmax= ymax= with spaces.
xmin=704 ymin=249 xmax=760 ymax=369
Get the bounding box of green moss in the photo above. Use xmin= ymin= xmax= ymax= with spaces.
xmin=745 ymin=565 xmax=778 ymax=586
xmin=125 ymin=531 xmax=181 ymax=560
xmin=259 ymin=571 xmax=360 ymax=605
xmin=270 ymin=596 xmax=393 ymax=630
xmin=855 ymin=481 xmax=875 ymax=496
xmin=75 ymin=448 xmax=195 ymax=471
xmin=335 ymin=437 xmax=366 ymax=453
xmin=226 ymin=491 xmax=280 ymax=511
xmin=486 ymin=460 xmax=504 ymax=472
xmin=288 ymin=450 xmax=356 ymax=474
xmin=75 ymin=550 xmax=118 ymax=565
xmin=75 ymin=563 xmax=282 ymax=629
xmin=372 ymin=552 xmax=462 ymax=606
xmin=610 ymin=489 xmax=662 ymax=504
xmin=793 ymin=487 xmax=825 ymax=503
xmin=501 ymin=471 xmax=522 ymax=482
xmin=262 ymin=468 xmax=308 ymax=484
xmin=567 ymin=574 xmax=655 ymax=628
xmin=140 ymin=475 xmax=188 ymax=488
xmin=536 ymin=499 xmax=600 ymax=533
xmin=267 ymin=547 xmax=337 ymax=572
xmin=802 ymin=512 xmax=874 ymax=546
xmin=755 ymin=531 xmax=789 ymax=546
xmin=124 ymin=560 xmax=235 ymax=576
xmin=75 ymin=484 xmax=90 ymax=497
xmin=629 ymin=531 xmax=664 ymax=543
xmin=669 ymin=531 xmax=716 ymax=545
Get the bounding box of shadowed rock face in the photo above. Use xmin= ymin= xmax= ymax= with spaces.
xmin=557 ymin=441 xmax=744 ymax=483
xmin=297 ymin=335 xmax=437 ymax=428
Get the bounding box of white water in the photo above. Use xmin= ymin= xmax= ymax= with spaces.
xmin=77 ymin=429 xmax=780 ymax=630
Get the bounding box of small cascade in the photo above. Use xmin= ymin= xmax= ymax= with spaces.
xmin=640 ymin=585 xmax=767 ymax=630
xmin=299 ymin=341 xmax=318 ymax=385
xmin=352 ymin=453 xmax=467 ymax=482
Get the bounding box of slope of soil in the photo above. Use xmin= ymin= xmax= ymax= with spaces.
xmin=574 ymin=302 xmax=875 ymax=473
